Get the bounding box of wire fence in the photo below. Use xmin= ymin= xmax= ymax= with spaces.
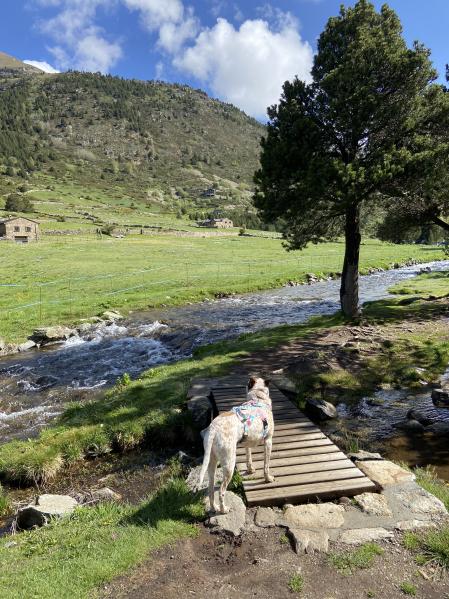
xmin=0 ymin=246 xmax=431 ymax=343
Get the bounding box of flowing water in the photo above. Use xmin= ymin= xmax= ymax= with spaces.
xmin=1 ymin=260 xmax=449 ymax=445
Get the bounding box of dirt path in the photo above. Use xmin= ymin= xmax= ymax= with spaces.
xmin=229 ymin=317 xmax=448 ymax=382
xmin=102 ymin=525 xmax=449 ymax=599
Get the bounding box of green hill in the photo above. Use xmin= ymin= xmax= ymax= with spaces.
xmin=0 ymin=58 xmax=266 ymax=230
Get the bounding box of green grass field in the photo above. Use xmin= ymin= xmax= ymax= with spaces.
xmin=0 ymin=236 xmax=445 ymax=343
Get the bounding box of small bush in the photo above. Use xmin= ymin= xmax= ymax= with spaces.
xmin=288 ymin=573 xmax=304 ymax=594
xmin=5 ymin=193 xmax=34 ymax=213
xmin=400 ymin=582 xmax=416 ymax=596
xmin=0 ymin=484 xmax=10 ymax=517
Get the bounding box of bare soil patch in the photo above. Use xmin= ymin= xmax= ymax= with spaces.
xmin=101 ymin=526 xmax=449 ymax=599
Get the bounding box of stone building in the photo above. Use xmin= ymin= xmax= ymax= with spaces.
xmin=198 ymin=218 xmax=234 ymax=228
xmin=0 ymin=217 xmax=40 ymax=243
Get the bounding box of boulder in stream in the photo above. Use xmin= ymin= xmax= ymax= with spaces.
xmin=304 ymin=398 xmax=337 ymax=421
xmin=431 ymin=388 xmax=449 ymax=408
xmin=426 ymin=422 xmax=449 ymax=436
xmin=30 ymin=326 xmax=76 ymax=345
xmin=18 ymin=340 xmax=37 ymax=352
xmin=406 ymin=409 xmax=432 ymax=427
xmin=395 ymin=419 xmax=425 ymax=434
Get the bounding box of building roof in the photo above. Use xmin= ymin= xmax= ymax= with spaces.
xmin=0 ymin=216 xmax=39 ymax=224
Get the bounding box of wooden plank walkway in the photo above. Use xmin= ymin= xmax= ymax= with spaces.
xmin=211 ymin=382 xmax=377 ymax=507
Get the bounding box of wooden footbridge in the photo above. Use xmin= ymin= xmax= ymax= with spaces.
xmin=210 ymin=379 xmax=377 ymax=507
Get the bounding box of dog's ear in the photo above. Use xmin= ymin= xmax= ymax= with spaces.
xmin=264 ymin=378 xmax=271 ymax=388
xmin=247 ymin=376 xmax=257 ymax=390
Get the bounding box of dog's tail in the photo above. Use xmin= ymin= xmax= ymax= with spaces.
xmin=197 ymin=424 xmax=216 ymax=490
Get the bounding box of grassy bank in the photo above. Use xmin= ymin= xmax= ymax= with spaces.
xmin=0 ymin=235 xmax=445 ymax=343
xmin=0 ymin=477 xmax=203 ymax=599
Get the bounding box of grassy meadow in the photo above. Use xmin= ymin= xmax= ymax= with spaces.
xmin=1 ymin=234 xmax=445 ymax=343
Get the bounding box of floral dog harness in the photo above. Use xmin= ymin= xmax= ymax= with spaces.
xmin=232 ymin=399 xmax=269 ymax=440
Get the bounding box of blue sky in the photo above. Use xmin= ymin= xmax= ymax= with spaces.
xmin=2 ymin=1 xmax=448 ymax=118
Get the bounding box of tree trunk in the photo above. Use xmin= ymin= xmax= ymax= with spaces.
xmin=433 ymin=216 xmax=449 ymax=232
xmin=340 ymin=203 xmax=361 ymax=318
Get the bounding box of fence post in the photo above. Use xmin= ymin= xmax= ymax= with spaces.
xmin=69 ymin=279 xmax=72 ymax=318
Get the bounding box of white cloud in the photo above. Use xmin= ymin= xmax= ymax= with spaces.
xmin=23 ymin=59 xmax=60 ymax=73
xmin=34 ymin=0 xmax=122 ymax=73
xmin=31 ymin=0 xmax=314 ymax=117
xmin=174 ymin=16 xmax=313 ymax=117
xmin=73 ymin=32 xmax=122 ymax=72
xmin=123 ymin=0 xmax=198 ymax=53
xmin=123 ymin=0 xmax=184 ymax=29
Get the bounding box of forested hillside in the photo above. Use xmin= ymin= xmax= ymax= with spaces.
xmin=0 ymin=55 xmax=265 ymax=224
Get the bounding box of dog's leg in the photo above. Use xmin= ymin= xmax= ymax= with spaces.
xmin=264 ymin=437 xmax=274 ymax=483
xmin=208 ymin=456 xmax=218 ymax=513
xmin=208 ymin=453 xmax=218 ymax=513
xmin=246 ymin=447 xmax=255 ymax=474
xmin=219 ymin=449 xmax=236 ymax=514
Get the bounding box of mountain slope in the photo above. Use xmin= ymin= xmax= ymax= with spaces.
xmin=0 ymin=63 xmax=266 ymax=222
xmin=0 ymin=51 xmax=42 ymax=74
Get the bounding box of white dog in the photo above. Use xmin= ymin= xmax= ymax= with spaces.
xmin=197 ymin=376 xmax=274 ymax=514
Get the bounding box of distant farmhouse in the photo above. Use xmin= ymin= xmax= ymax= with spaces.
xmin=0 ymin=217 xmax=40 ymax=243
xmin=198 ymin=217 xmax=233 ymax=229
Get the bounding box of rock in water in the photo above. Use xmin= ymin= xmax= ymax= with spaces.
xmin=431 ymin=388 xmax=449 ymax=408
xmin=406 ymin=409 xmax=432 ymax=427
xmin=30 ymin=326 xmax=75 ymax=345
xmin=304 ymin=398 xmax=337 ymax=421
xmin=80 ymin=487 xmax=122 ymax=504
xmin=427 ymin=422 xmax=449 ymax=436
xmin=17 ymin=494 xmax=78 ymax=529
xmin=395 ymin=419 xmax=425 ymax=434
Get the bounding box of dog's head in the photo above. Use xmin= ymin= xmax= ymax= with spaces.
xmin=247 ymin=376 xmax=271 ymax=394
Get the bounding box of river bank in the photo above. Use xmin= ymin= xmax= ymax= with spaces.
xmin=1 ymin=259 xmax=448 ymax=446
xmin=0 ymin=267 xmax=448 ymax=487
xmin=1 ymin=236 xmax=446 ymax=345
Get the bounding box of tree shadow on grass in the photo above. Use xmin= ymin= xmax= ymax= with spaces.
xmin=362 ymin=296 xmax=449 ymax=324
xmin=122 ymin=479 xmax=205 ymax=528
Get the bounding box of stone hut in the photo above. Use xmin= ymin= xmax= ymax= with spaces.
xmin=198 ymin=218 xmax=233 ymax=229
xmin=0 ymin=217 xmax=40 ymax=243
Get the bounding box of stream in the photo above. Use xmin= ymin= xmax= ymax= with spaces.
xmin=1 ymin=259 xmax=449 ymax=470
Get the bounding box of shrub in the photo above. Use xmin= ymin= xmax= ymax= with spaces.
xmin=5 ymin=193 xmax=34 ymax=213
xmin=0 ymin=484 xmax=10 ymax=517
xmin=399 ymin=582 xmax=416 ymax=596
xmin=288 ymin=573 xmax=304 ymax=594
